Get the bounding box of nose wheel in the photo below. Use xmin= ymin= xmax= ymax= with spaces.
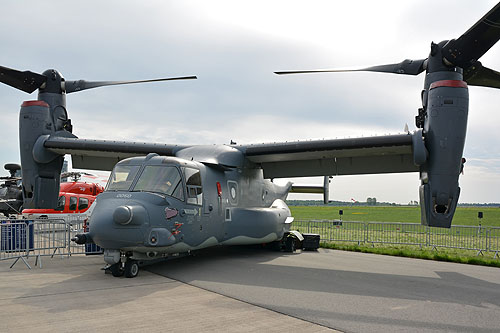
xmin=124 ymin=260 xmax=139 ymax=278
xmin=107 ymin=259 xmax=140 ymax=278
xmin=109 ymin=262 xmax=124 ymax=277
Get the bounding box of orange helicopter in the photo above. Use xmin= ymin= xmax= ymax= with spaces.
xmin=22 ymin=172 xmax=104 ymax=220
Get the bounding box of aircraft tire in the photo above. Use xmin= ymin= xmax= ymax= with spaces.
xmin=270 ymin=241 xmax=282 ymax=251
xmin=284 ymin=237 xmax=295 ymax=253
xmin=124 ymin=260 xmax=139 ymax=278
xmin=109 ymin=263 xmax=124 ymax=277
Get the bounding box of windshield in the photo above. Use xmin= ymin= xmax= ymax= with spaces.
xmin=132 ymin=165 xmax=184 ymax=200
xmin=106 ymin=165 xmax=141 ymax=191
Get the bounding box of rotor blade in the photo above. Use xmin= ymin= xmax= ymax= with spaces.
xmin=275 ymin=59 xmax=426 ymax=76
xmin=60 ymin=171 xmax=96 ymax=179
xmin=64 ymin=76 xmax=197 ymax=93
xmin=0 ymin=176 xmax=21 ymax=181
xmin=0 ymin=65 xmax=47 ymax=93
xmin=443 ymin=3 xmax=500 ymax=68
xmin=463 ymin=62 xmax=500 ymax=89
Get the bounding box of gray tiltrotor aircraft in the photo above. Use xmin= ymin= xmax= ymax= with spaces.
xmin=1 ymin=3 xmax=499 ymax=277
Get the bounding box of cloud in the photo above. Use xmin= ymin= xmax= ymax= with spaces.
xmin=1 ymin=1 xmax=499 ymax=203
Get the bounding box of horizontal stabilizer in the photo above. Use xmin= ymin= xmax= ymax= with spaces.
xmin=290 ymin=176 xmax=331 ymax=204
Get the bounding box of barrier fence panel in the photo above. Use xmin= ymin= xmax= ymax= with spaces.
xmin=0 ymin=218 xmax=103 ymax=268
xmin=0 ymin=221 xmax=35 ymax=268
xmin=328 ymin=221 xmax=365 ymax=244
xmin=307 ymin=220 xmax=333 ymax=241
xmin=30 ymin=219 xmax=68 ymax=259
xmin=293 ymin=220 xmax=331 ymax=240
xmin=427 ymin=225 xmax=488 ymax=253
xmin=0 ymin=221 xmax=33 ymax=260
xmin=293 ymin=220 xmax=365 ymax=244
xmin=290 ymin=219 xmax=309 ymax=234
xmin=489 ymin=227 xmax=500 ymax=258
xmin=365 ymin=222 xmax=427 ymax=246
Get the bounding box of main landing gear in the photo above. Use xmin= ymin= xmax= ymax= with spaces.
xmin=267 ymin=231 xmax=320 ymax=253
xmin=283 ymin=231 xmax=321 ymax=252
xmin=284 ymin=236 xmax=296 ymax=252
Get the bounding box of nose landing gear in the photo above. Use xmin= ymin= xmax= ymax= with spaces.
xmin=106 ymin=258 xmax=140 ymax=278
xmin=124 ymin=260 xmax=139 ymax=278
xmin=108 ymin=262 xmax=124 ymax=277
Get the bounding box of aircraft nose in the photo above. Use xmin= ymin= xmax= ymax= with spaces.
xmin=89 ymin=203 xmax=149 ymax=249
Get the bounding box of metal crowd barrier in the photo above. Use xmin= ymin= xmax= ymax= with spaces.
xmin=0 ymin=218 xmax=102 ymax=269
xmin=489 ymin=227 xmax=500 ymax=258
xmin=293 ymin=220 xmax=365 ymax=244
xmin=365 ymin=222 xmax=427 ymax=247
xmin=293 ymin=219 xmax=500 ymax=257
xmin=428 ymin=225 xmax=488 ymax=255
xmin=0 ymin=221 xmax=34 ymax=268
xmin=30 ymin=219 xmax=68 ymax=260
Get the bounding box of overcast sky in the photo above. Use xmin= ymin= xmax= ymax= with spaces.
xmin=1 ymin=0 xmax=499 ymax=203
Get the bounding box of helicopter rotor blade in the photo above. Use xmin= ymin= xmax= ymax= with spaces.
xmin=443 ymin=3 xmax=500 ymax=69
xmin=64 ymin=76 xmax=197 ymax=93
xmin=463 ymin=61 xmax=500 ymax=89
xmin=275 ymin=59 xmax=427 ymax=76
xmin=0 ymin=65 xmax=47 ymax=94
xmin=61 ymin=171 xmax=96 ymax=178
xmin=0 ymin=176 xmax=22 ymax=181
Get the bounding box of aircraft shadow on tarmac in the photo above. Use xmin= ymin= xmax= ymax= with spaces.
xmin=146 ymin=246 xmax=500 ymax=308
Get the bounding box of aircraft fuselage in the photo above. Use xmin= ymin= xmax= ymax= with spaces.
xmin=86 ymin=153 xmax=293 ymax=264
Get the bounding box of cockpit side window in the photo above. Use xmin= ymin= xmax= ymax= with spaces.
xmin=106 ymin=165 xmax=141 ymax=191
xmin=78 ymin=197 xmax=89 ymax=210
xmin=55 ymin=195 xmax=65 ymax=211
xmin=69 ymin=196 xmax=77 ymax=211
xmin=133 ymin=165 xmax=184 ymax=201
xmin=184 ymin=167 xmax=202 ymax=205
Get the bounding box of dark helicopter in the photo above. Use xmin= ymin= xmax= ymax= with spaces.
xmin=1 ymin=3 xmax=499 ymax=278
xmin=0 ymin=163 xmax=23 ymax=217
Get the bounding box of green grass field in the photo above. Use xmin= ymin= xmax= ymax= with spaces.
xmin=290 ymin=205 xmax=500 ymax=267
xmin=290 ymin=205 xmax=500 ymax=227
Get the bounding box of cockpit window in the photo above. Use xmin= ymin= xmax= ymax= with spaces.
xmin=133 ymin=165 xmax=184 ymax=200
xmin=55 ymin=195 xmax=65 ymax=211
xmin=184 ymin=167 xmax=202 ymax=205
xmin=106 ymin=165 xmax=141 ymax=191
xmin=69 ymin=196 xmax=77 ymax=211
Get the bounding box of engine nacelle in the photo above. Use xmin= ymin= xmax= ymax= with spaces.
xmin=19 ymin=100 xmax=72 ymax=208
xmin=419 ymin=75 xmax=469 ymax=228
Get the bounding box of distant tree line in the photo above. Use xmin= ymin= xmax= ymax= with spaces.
xmin=286 ymin=199 xmax=399 ymax=206
xmin=286 ymin=199 xmax=500 ymax=207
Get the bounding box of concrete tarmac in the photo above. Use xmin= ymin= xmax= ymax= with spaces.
xmin=0 ymin=254 xmax=334 ymax=332
xmin=2 ymin=248 xmax=500 ymax=332
xmin=147 ymin=247 xmax=500 ymax=333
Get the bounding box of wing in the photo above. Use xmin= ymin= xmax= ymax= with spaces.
xmin=240 ymin=133 xmax=424 ymax=179
xmin=43 ymin=136 xmax=188 ymax=171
